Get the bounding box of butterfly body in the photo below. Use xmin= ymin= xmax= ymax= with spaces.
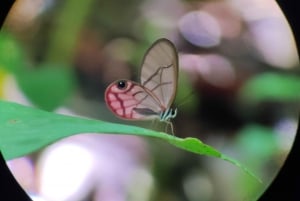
xmin=105 ymin=38 xmax=178 ymax=132
xmin=159 ymin=108 xmax=177 ymax=121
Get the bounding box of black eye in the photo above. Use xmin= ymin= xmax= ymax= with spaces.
xmin=117 ymin=80 xmax=127 ymax=89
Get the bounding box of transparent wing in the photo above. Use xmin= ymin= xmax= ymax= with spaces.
xmin=140 ymin=38 xmax=178 ymax=109
xmin=105 ymin=80 xmax=163 ymax=120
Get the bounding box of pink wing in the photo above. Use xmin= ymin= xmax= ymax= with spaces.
xmin=105 ymin=80 xmax=164 ymax=120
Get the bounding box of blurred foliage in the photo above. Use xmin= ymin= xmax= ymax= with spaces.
xmin=240 ymin=72 xmax=300 ymax=102
xmin=233 ymin=124 xmax=280 ymax=200
xmin=16 ymin=64 xmax=75 ymax=111
xmin=45 ymin=0 xmax=94 ymax=63
xmin=0 ymin=32 xmax=76 ymax=110
xmin=236 ymin=125 xmax=279 ymax=162
xmin=0 ymin=32 xmax=23 ymax=73
xmin=0 ymin=69 xmax=7 ymax=97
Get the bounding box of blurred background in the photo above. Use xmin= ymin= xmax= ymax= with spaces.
xmin=1 ymin=0 xmax=299 ymax=200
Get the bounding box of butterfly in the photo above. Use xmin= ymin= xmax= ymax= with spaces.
xmin=105 ymin=38 xmax=178 ymax=134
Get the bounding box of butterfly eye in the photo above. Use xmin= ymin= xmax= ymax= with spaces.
xmin=116 ymin=80 xmax=127 ymax=90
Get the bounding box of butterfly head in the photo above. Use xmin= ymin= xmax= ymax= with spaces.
xmin=106 ymin=79 xmax=132 ymax=94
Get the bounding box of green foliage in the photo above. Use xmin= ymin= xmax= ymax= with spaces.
xmin=16 ymin=64 xmax=76 ymax=111
xmin=0 ymin=32 xmax=76 ymax=111
xmin=234 ymin=125 xmax=280 ymax=198
xmin=45 ymin=0 xmax=94 ymax=63
xmin=236 ymin=125 xmax=279 ymax=161
xmin=0 ymin=32 xmax=24 ymax=73
xmin=240 ymin=72 xmax=300 ymax=102
xmin=0 ymin=100 xmax=260 ymax=182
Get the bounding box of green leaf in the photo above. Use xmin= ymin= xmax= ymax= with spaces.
xmin=16 ymin=64 xmax=76 ymax=111
xmin=0 ymin=100 xmax=261 ymax=182
xmin=239 ymin=72 xmax=300 ymax=102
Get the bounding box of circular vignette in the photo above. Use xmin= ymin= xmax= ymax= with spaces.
xmin=259 ymin=0 xmax=300 ymax=200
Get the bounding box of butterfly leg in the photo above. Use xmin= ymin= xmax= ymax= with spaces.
xmin=164 ymin=121 xmax=175 ymax=135
xmin=149 ymin=119 xmax=157 ymax=130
